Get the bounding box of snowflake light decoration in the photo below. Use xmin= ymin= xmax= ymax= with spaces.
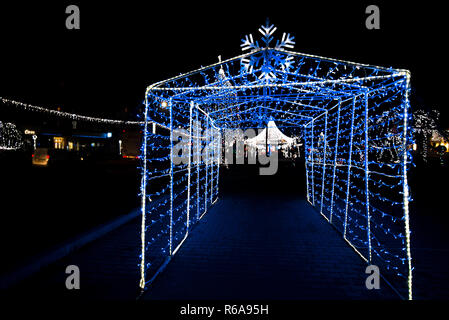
xmin=240 ymin=21 xmax=296 ymax=80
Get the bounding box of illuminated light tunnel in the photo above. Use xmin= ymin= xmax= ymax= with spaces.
xmin=138 ymin=22 xmax=413 ymax=300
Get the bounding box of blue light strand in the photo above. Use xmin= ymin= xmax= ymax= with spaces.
xmin=138 ymin=23 xmax=414 ymax=300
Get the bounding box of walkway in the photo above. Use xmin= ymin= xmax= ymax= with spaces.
xmin=142 ymin=164 xmax=398 ymax=299
xmin=4 ymin=164 xmax=402 ymax=300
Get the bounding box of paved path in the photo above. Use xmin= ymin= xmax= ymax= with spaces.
xmin=4 ymin=217 xmax=141 ymax=301
xmin=3 ymin=166 xmax=409 ymax=300
xmin=141 ymin=191 xmax=398 ymax=300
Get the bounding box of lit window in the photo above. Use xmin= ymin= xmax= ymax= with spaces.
xmin=54 ymin=137 xmax=65 ymax=149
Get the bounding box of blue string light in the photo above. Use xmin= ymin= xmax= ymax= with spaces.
xmin=138 ymin=22 xmax=414 ymax=300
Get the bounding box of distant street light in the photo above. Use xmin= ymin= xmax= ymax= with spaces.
xmin=32 ymin=135 xmax=37 ymax=150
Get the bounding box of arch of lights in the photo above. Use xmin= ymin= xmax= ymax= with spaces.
xmin=139 ymin=22 xmax=413 ymax=300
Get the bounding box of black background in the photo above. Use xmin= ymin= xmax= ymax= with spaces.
xmin=0 ymin=1 xmax=446 ymax=124
xmin=1 ymin=1 xmax=448 ymax=308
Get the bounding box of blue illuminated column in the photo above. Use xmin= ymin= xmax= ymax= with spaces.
xmin=214 ymin=129 xmax=220 ymax=203
xmin=311 ymin=118 xmax=315 ymax=205
xmin=204 ymin=116 xmax=209 ymax=214
xmin=305 ymin=122 xmax=311 ymax=204
xmin=187 ymin=101 xmax=193 ymax=233
xmin=344 ymin=97 xmax=356 ymax=239
xmin=329 ymin=100 xmax=341 ymax=224
xmin=139 ymin=91 xmax=150 ymax=289
xmin=364 ymin=93 xmax=372 ymax=263
xmin=196 ymin=108 xmax=200 ymax=220
xmin=320 ymin=111 xmax=328 ymax=218
xmin=210 ymin=127 xmax=213 ymax=204
xmin=402 ymin=72 xmax=413 ymax=300
xmin=169 ymin=99 xmax=174 ymax=256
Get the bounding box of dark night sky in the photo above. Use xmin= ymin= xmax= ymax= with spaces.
xmin=0 ymin=1 xmax=447 ymax=125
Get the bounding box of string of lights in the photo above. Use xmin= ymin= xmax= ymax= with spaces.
xmin=0 ymin=97 xmax=145 ymax=126
xmin=138 ymin=22 xmax=413 ymax=300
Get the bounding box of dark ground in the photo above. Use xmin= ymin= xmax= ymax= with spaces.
xmin=407 ymin=158 xmax=449 ymax=299
xmin=0 ymin=152 xmax=140 ymax=276
xmin=141 ymin=162 xmax=399 ymax=300
xmin=1 ymin=161 xmax=397 ymax=300
xmin=2 ymin=158 xmax=448 ymax=300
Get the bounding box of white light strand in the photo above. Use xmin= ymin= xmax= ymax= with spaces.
xmin=1 ymin=97 xmax=144 ymax=126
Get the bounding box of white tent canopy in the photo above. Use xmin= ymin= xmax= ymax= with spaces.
xmin=246 ymin=121 xmax=294 ymax=146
